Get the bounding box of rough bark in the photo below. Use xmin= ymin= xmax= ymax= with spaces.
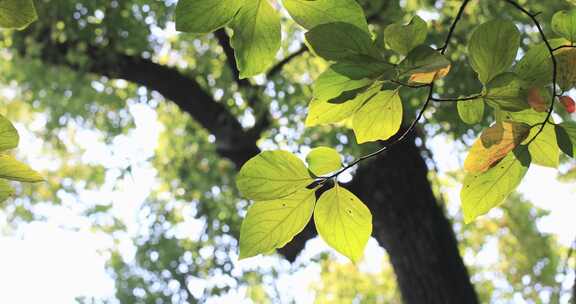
xmin=348 ymin=134 xmax=478 ymax=304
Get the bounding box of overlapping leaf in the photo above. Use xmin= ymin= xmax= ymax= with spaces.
xmin=236 ymin=150 xmax=313 ymax=201
xmin=555 ymin=122 xmax=576 ymax=157
xmin=484 ymin=73 xmax=530 ymax=112
xmin=464 ymin=121 xmax=530 ymax=173
xmin=552 ymin=10 xmax=576 ymax=43
xmin=314 ymin=184 xmax=372 ymax=262
xmin=283 ymin=0 xmax=369 ymax=32
xmin=306 ymin=147 xmax=342 ymax=176
xmin=468 ymin=20 xmax=520 ymax=84
xmin=461 ymin=147 xmax=531 ymax=223
xmin=384 ymin=16 xmax=427 ymax=55
xmin=457 ymin=97 xmax=485 ymax=125
xmin=352 ymin=90 xmax=403 ymax=144
xmin=239 ymin=189 xmax=316 ymax=259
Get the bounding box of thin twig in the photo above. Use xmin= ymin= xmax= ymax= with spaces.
xmin=503 ymin=0 xmax=559 ymax=145
xmin=431 ymin=94 xmax=483 ymax=102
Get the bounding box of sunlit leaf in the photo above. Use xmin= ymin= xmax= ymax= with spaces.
xmin=457 ymin=97 xmax=485 ymax=125
xmin=230 ymin=0 xmax=281 ymax=78
xmin=0 ymin=0 xmax=37 ymax=30
xmin=237 ymin=150 xmax=313 ymax=201
xmin=468 ymin=20 xmax=520 ymax=84
xmin=283 ymin=0 xmax=369 ymax=32
xmin=175 ymin=0 xmax=243 ymax=33
xmin=306 ymin=85 xmax=380 ymax=127
xmin=464 ymin=122 xmax=530 ymax=173
xmin=551 ymin=10 xmax=576 ymax=43
xmin=0 ymin=154 xmax=44 ymax=182
xmin=0 ymin=115 xmax=19 ymax=151
xmin=239 ymin=189 xmax=316 ymax=259
xmin=484 ymin=73 xmax=530 ymax=112
xmin=306 ymin=147 xmax=341 ymax=176
xmin=352 ymin=90 xmax=403 ymax=143
xmin=314 ymin=184 xmax=372 ymax=262
xmin=461 ymin=147 xmax=531 ymax=224
xmin=504 ymin=110 xmax=560 ymax=168
xmin=515 ymin=39 xmax=568 ymax=86
xmin=384 ymin=15 xmax=427 ymax=55
xmin=305 ymin=22 xmax=381 ymax=62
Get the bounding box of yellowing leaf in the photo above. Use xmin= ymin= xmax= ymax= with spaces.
xmin=306 ymin=147 xmax=341 ymax=176
xmin=461 ymin=148 xmax=530 ymax=223
xmin=314 ymin=184 xmax=372 ymax=262
xmin=239 ymin=189 xmax=316 ymax=259
xmin=464 ymin=122 xmax=530 ymax=173
xmin=409 ymin=64 xmax=451 ymax=84
xmin=236 ymin=150 xmax=313 ymax=201
xmin=0 ymin=154 xmax=43 ymax=182
xmin=0 ymin=115 xmax=19 ymax=151
xmin=352 ymin=90 xmax=403 ymax=144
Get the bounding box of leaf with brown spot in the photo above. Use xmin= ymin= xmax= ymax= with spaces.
xmin=464 ymin=122 xmax=531 ymax=173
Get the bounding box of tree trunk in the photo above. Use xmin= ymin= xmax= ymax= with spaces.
xmin=349 ymin=133 xmax=478 ymax=304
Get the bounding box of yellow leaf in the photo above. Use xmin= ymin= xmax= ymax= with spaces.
xmin=464 ymin=122 xmax=530 ymax=173
xmin=409 ymin=64 xmax=451 ymax=84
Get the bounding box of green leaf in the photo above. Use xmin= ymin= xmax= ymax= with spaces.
xmin=312 ymin=65 xmax=373 ymax=104
xmin=468 ymin=20 xmax=520 ymax=84
xmin=556 ymin=48 xmax=576 ymax=91
xmin=464 ymin=122 xmax=530 ymax=173
xmin=484 ymin=73 xmax=530 ymax=112
xmin=175 ymin=0 xmax=244 ymax=33
xmin=306 ymin=147 xmax=341 ymax=176
xmin=283 ymin=0 xmax=369 ymax=33
xmin=0 ymin=154 xmax=43 ymax=182
xmin=555 ymin=122 xmax=576 ymax=157
xmin=331 ymin=56 xmax=396 ymax=81
xmin=461 ymin=147 xmax=530 ymax=224
xmin=505 ymin=110 xmax=560 ymax=168
xmin=306 ymin=85 xmax=380 ymax=127
xmin=314 ymin=184 xmax=372 ymax=262
xmin=0 ymin=115 xmax=19 ymax=151
xmin=514 ymin=39 xmax=568 ymax=86
xmin=552 ymin=10 xmax=576 ymax=43
xmin=384 ymin=16 xmax=427 ymax=55
xmin=239 ymin=189 xmax=316 ymax=259
xmin=398 ymin=45 xmax=450 ymax=78
xmin=230 ymin=0 xmax=281 ymax=78
xmin=0 ymin=0 xmax=37 ymax=30
xmin=305 ymin=22 xmax=381 ymax=61
xmin=237 ymin=150 xmax=313 ymax=201
xmin=0 ymin=179 xmax=14 ymax=202
xmin=457 ymin=97 xmax=485 ymax=125
xmin=352 ymin=90 xmax=403 ymax=144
